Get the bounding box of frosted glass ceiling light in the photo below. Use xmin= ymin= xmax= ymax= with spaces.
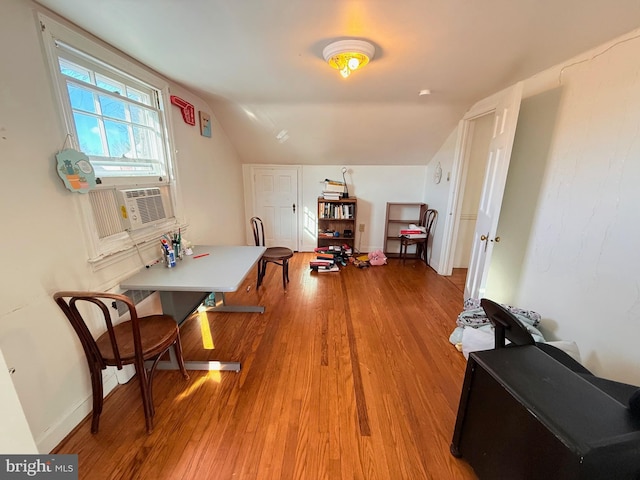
xmin=323 ymin=39 xmax=375 ymax=79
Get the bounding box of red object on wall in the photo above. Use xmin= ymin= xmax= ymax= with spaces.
xmin=170 ymin=95 xmax=196 ymax=125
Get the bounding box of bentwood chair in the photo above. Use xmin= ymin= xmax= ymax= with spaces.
xmin=53 ymin=291 xmax=189 ymax=434
xmin=250 ymin=217 xmax=294 ymax=290
xmin=400 ymin=208 xmax=437 ymax=265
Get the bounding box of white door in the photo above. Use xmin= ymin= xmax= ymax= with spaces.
xmin=465 ymin=82 xmax=523 ymax=300
xmin=252 ymin=167 xmax=298 ymax=250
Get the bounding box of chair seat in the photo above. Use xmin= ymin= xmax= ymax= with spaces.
xmin=263 ymin=246 xmax=294 ymax=261
xmin=251 ymin=216 xmax=294 ymax=290
xmin=96 ymin=315 xmax=179 ymax=365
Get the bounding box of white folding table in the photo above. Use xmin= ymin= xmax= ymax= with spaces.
xmin=120 ymin=245 xmax=266 ymax=371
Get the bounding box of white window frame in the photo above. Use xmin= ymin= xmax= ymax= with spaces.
xmin=38 ymin=12 xmax=182 ymax=268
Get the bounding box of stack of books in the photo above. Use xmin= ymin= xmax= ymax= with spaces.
xmin=399 ymin=224 xmax=427 ymax=239
xmin=310 ymin=245 xmax=350 ymax=272
xmin=322 ymin=179 xmax=345 ymax=200
xmin=310 ymin=253 xmax=339 ymax=273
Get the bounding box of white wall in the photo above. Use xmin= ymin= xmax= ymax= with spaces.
xmin=428 ymin=27 xmax=640 ymax=386
xmin=512 ymin=28 xmax=640 ymax=385
xmin=0 ymin=0 xmax=244 ymax=452
xmin=425 ymin=129 xmax=460 ymax=273
xmin=0 ymin=347 xmax=38 ymax=453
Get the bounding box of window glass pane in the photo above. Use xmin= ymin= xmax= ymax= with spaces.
xmin=129 ymin=104 xmax=158 ymax=126
xmin=67 ymin=83 xmax=97 ymax=113
xmin=133 ymin=126 xmax=156 ymax=159
xmin=59 ymin=59 xmax=91 ymax=84
xmin=104 ymin=120 xmax=131 ymax=157
xmin=73 ymin=113 xmax=104 ymax=156
xmin=99 ymin=95 xmax=127 ymax=121
xmin=126 ymin=87 xmax=151 ymax=106
xmin=95 ymin=73 xmax=125 ymax=96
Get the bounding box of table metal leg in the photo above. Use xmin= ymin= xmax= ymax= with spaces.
xmin=148 ymin=345 xmax=241 ymax=372
xmin=155 ymin=291 xmax=263 ymax=372
xmin=203 ymin=292 xmax=265 ymax=314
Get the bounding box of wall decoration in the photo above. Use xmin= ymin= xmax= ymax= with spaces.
xmin=56 ymin=148 xmax=96 ymax=193
xmin=433 ymin=161 xmax=443 ymax=184
xmin=199 ymin=111 xmax=212 ymax=137
xmin=170 ymin=95 xmax=196 ymax=125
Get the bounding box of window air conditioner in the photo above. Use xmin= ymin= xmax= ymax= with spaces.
xmin=116 ymin=187 xmax=171 ymax=231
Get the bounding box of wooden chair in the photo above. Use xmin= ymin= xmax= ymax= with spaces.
xmin=400 ymin=208 xmax=437 ymax=265
xmin=250 ymin=217 xmax=294 ymax=290
xmin=53 ymin=291 xmax=189 ymax=434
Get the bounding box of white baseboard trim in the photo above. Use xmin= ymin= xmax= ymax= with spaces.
xmin=36 ymin=372 xmax=118 ymax=453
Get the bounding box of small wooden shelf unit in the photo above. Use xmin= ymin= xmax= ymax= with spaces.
xmin=317 ymin=197 xmax=357 ymax=250
xmin=384 ymin=202 xmax=427 ymax=258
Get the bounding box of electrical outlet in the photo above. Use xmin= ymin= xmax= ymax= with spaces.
xmin=359 ymin=223 xmax=365 ymax=232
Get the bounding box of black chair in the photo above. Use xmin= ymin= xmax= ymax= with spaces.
xmin=480 ymin=298 xmax=639 ymax=405
xmin=480 ymin=298 xmax=591 ymax=372
xmin=250 ymin=217 xmax=294 ymax=290
xmin=53 ymin=291 xmax=189 ymax=433
xmin=400 ymin=208 xmax=436 ymax=265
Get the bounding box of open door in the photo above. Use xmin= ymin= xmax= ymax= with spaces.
xmin=464 ymin=82 xmax=523 ymax=300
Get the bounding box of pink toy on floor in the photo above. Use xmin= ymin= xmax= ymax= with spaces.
xmin=368 ymin=249 xmax=387 ymax=266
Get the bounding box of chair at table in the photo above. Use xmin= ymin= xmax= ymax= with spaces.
xmin=400 ymin=208 xmax=437 ymax=265
xmin=53 ymin=291 xmax=189 ymax=434
xmin=250 ymin=216 xmax=294 ymax=290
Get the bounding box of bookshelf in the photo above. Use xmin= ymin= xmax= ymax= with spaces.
xmin=384 ymin=202 xmax=427 ymax=258
xmin=317 ymin=197 xmax=357 ymax=250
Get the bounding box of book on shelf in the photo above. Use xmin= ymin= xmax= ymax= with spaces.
xmin=318 ymin=201 xmax=354 ymax=218
xmin=322 ymin=192 xmax=342 ymax=200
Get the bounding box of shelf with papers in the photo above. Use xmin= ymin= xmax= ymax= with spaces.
xmin=384 ymin=202 xmax=427 ymax=258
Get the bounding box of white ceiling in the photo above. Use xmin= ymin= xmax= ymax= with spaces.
xmin=36 ymin=0 xmax=640 ymax=165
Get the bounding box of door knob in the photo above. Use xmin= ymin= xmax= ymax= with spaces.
xmin=491 ymin=236 xmax=501 ymax=243
xmin=480 ymin=234 xmax=488 ymax=241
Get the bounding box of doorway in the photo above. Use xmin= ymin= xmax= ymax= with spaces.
xmin=439 ymin=83 xmax=523 ymax=300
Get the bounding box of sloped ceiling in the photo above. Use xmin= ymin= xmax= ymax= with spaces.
xmin=36 ymin=0 xmax=640 ymax=165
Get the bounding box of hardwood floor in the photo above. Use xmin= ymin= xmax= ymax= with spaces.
xmin=53 ymin=253 xmax=477 ymax=480
xmin=446 ymin=268 xmax=467 ymax=293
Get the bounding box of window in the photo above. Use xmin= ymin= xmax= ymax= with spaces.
xmin=56 ymin=47 xmax=168 ymax=181
xmin=39 ymin=13 xmax=179 ymax=264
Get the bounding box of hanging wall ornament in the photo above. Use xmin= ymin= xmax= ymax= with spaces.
xmin=170 ymin=95 xmax=196 ymax=125
xmin=56 ymin=148 xmax=96 ymax=193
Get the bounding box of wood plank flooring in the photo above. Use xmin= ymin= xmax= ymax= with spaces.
xmin=53 ymin=253 xmax=477 ymax=480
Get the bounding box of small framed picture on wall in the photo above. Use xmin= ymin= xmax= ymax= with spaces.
xmin=199 ymin=111 xmax=211 ymax=137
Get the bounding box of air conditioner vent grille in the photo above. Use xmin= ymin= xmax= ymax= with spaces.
xmin=116 ymin=186 xmax=172 ymax=231
xmin=138 ymin=195 xmax=166 ymax=225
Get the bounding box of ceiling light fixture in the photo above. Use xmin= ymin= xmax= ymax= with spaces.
xmin=323 ymin=39 xmax=375 ymax=79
